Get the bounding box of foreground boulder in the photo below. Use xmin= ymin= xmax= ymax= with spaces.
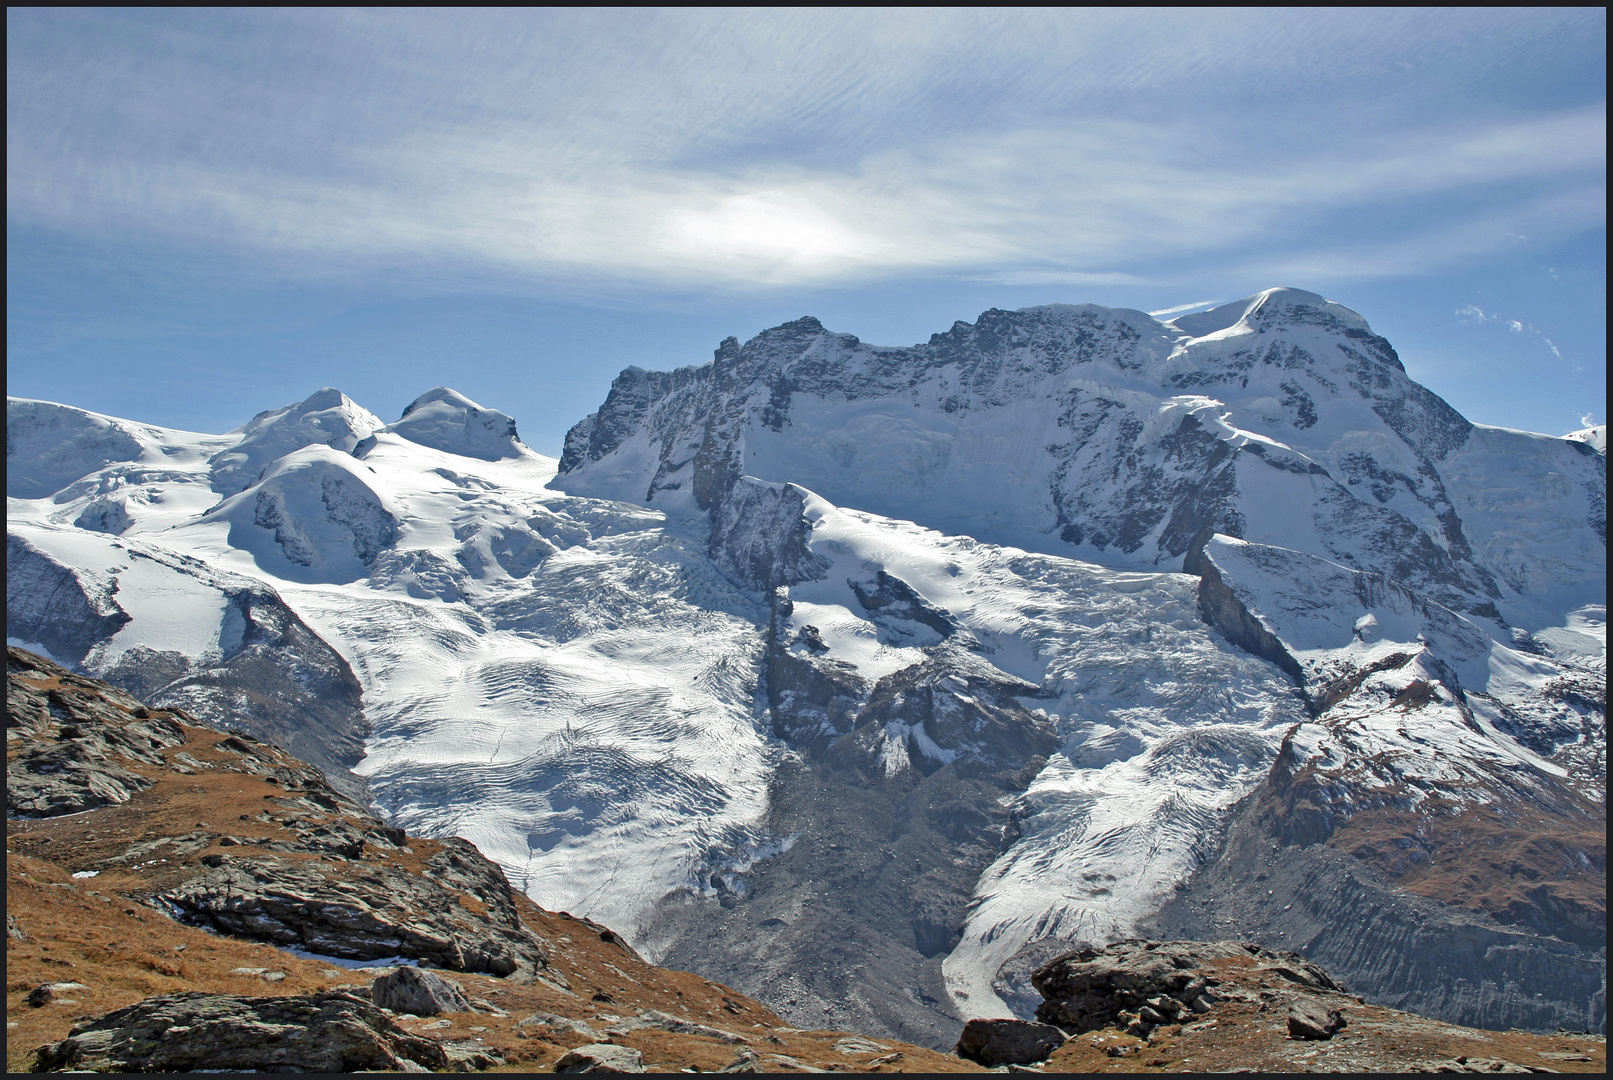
xmin=372 ymin=965 xmax=474 ymax=1016
xmin=160 ymin=842 xmax=552 ymax=980
xmin=1033 ymin=939 xmax=1344 ymax=1037
xmin=25 ymin=982 xmax=90 ymax=1008
xmin=955 ymin=1017 xmax=1067 ymax=1066
xmin=32 ymin=991 xmax=451 ymax=1072
xmin=1288 ymin=998 xmax=1348 ymax=1040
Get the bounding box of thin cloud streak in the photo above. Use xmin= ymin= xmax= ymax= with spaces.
xmin=6 ymin=8 xmax=1606 ymax=294
xmin=8 ymin=108 xmax=1604 ymax=292
xmin=1148 ymin=300 xmax=1226 ymax=317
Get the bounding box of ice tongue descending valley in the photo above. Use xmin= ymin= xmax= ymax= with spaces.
xmin=6 ymin=289 xmax=1606 ymax=1045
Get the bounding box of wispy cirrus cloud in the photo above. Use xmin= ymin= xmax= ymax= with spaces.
xmin=6 ymin=8 xmax=1606 ymax=293
xmin=1457 ymin=301 xmax=1574 ymax=369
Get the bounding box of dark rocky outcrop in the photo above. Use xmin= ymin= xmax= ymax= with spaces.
xmin=26 ymin=982 xmax=90 ymax=1008
xmin=161 ymin=844 xmax=552 ymax=980
xmin=1184 ymin=530 xmax=1304 ymax=689
xmin=707 ymin=478 xmax=828 ymax=593
xmin=5 ymin=533 xmax=132 ymax=669
xmin=954 ymin=1017 xmax=1066 ymax=1066
xmin=31 ymin=991 xmax=454 ymax=1073
xmin=7 ymin=648 xmax=187 ymax=817
xmin=1032 ymin=939 xmax=1341 ymax=1038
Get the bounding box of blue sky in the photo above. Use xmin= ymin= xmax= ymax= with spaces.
xmin=7 ymin=8 xmax=1605 ymax=453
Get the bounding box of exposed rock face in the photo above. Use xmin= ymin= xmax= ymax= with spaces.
xmin=1184 ymin=531 xmax=1304 ymax=687
xmin=372 ymin=966 xmax=476 ymax=1016
xmin=31 ymin=991 xmax=453 ymax=1073
xmin=7 ymin=648 xmax=186 ymax=817
xmin=5 ymin=533 xmax=131 ymax=669
xmin=1143 ymin=765 xmax=1608 ymax=1034
xmin=708 ymin=477 xmax=827 ymax=591
xmin=554 ymin=1043 xmax=648 ymax=1073
xmin=954 ymin=1017 xmax=1067 ymax=1066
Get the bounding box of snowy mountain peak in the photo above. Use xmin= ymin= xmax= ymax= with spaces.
xmin=376 ymin=387 xmax=529 ymax=462
xmin=211 ymin=387 xmax=383 ymax=496
xmin=1169 ymin=287 xmax=1372 ymax=341
xmin=6 ymin=396 xmax=228 ymax=502
xmin=399 ymin=386 xmax=476 ymax=419
xmin=204 ymin=445 xmax=400 ymax=583
xmin=558 ymin=289 xmax=1603 ymax=623
xmin=1565 ymin=424 xmax=1607 ymax=455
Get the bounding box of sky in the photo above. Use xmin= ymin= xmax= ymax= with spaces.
xmin=6 ymin=8 xmax=1606 ymax=453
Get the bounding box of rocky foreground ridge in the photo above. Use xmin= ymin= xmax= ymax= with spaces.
xmin=7 ymin=647 xmax=1607 ymax=1073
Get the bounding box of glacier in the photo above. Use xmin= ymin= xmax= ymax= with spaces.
xmin=7 ymin=288 xmax=1605 ymax=1042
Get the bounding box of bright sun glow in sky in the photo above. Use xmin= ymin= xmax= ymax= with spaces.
xmin=6 ymin=8 xmax=1606 ymax=451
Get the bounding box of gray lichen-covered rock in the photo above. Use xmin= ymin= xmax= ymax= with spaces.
xmin=1288 ymin=998 xmax=1348 ymax=1040
xmin=6 ymin=647 xmax=187 ymax=818
xmin=160 ymin=843 xmax=552 ymax=979
xmin=372 ymin=966 xmax=475 ymax=1016
xmin=31 ymin=991 xmax=452 ymax=1073
xmin=624 ymin=1009 xmax=750 ymax=1044
xmin=954 ymin=1017 xmax=1066 ymax=1066
xmin=554 ymin=1042 xmax=647 ymax=1073
xmin=518 ymin=1011 xmax=605 ymax=1041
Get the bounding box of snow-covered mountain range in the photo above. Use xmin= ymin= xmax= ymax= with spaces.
xmin=7 ymin=288 xmax=1605 ymax=1042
